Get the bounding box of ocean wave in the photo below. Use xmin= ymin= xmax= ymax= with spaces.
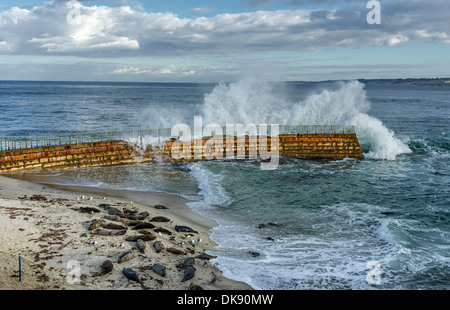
xmin=202 ymin=76 xmax=411 ymax=160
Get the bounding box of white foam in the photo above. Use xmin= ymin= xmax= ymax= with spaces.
xmin=189 ymin=163 xmax=233 ymax=206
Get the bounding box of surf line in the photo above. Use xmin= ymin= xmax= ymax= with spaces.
xmin=170 ymin=116 xmax=280 ymax=170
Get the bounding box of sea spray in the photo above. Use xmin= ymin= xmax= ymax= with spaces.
xmin=202 ymin=76 xmax=411 ymax=160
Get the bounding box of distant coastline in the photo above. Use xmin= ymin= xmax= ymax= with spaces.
xmin=1 ymin=77 xmax=450 ymax=86
xmin=357 ymin=78 xmax=450 ymax=86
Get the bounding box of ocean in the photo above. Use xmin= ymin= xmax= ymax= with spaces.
xmin=1 ymin=78 xmax=449 ymax=290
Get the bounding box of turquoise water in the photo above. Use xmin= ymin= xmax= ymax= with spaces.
xmin=1 ymin=79 xmax=448 ymax=289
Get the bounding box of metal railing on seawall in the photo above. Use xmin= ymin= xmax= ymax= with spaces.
xmin=0 ymin=125 xmax=356 ymax=152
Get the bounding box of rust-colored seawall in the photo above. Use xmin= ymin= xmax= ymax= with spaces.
xmin=0 ymin=141 xmax=145 ymax=173
xmin=0 ymin=134 xmax=363 ymax=173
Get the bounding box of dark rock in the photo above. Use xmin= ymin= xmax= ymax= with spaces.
xmin=250 ymin=251 xmax=260 ymax=257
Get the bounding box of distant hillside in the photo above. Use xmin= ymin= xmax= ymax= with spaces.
xmin=358 ymin=78 xmax=450 ymax=86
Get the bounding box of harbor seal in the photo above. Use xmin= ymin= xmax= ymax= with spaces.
xmin=132 ymin=222 xmax=156 ymax=230
xmin=118 ymin=250 xmax=137 ymax=263
xmin=91 ymin=229 xmax=127 ymax=236
xmin=102 ymin=223 xmax=127 ymax=230
xmin=176 ymin=257 xmax=195 ymax=269
xmin=182 ymin=266 xmax=195 ymax=282
xmin=150 ymin=216 xmax=171 ymax=223
xmin=136 ymin=239 xmax=147 ymax=253
xmin=175 ymin=225 xmax=198 ymax=233
xmin=154 ymin=227 xmax=172 ymax=235
xmin=196 ymin=253 xmax=217 ymax=260
xmin=99 ymin=260 xmax=114 ymax=276
xmin=123 ymin=268 xmax=141 ymax=283
xmin=167 ymin=247 xmax=186 ymax=255
xmin=125 ymin=233 xmax=156 ymax=241
xmin=103 ymin=215 xmax=122 ymax=222
xmin=88 ymin=219 xmax=105 ymax=230
xmin=128 ymin=211 xmax=150 ymax=221
xmin=153 ymin=241 xmax=165 ymax=253
xmin=152 ymin=264 xmax=166 ymax=277
xmin=80 ymin=207 xmax=101 ymax=214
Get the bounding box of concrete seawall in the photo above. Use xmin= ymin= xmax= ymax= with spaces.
xmin=0 ymin=133 xmax=363 ymax=173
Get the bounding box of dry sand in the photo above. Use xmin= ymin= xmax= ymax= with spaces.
xmin=0 ymin=174 xmax=252 ymax=291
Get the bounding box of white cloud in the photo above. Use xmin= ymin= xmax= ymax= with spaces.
xmin=0 ymin=0 xmax=448 ymax=58
xmin=0 ymin=41 xmax=13 ymax=52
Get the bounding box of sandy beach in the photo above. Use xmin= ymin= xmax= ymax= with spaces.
xmin=0 ymin=174 xmax=252 ymax=291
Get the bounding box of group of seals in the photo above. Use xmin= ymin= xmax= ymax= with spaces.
xmin=82 ymin=201 xmax=213 ymax=288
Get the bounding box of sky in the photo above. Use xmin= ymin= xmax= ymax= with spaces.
xmin=0 ymin=0 xmax=449 ymax=82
